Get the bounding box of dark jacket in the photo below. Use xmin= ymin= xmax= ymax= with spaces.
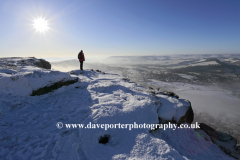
xmin=79 ymin=53 xmax=85 ymax=61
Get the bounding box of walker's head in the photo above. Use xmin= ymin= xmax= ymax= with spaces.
xmin=80 ymin=50 xmax=83 ymax=53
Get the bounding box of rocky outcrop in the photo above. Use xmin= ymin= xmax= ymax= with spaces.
xmin=157 ymin=95 xmax=194 ymax=125
xmin=159 ymin=91 xmax=179 ymax=99
xmin=177 ymin=101 xmax=194 ymax=124
xmin=34 ymin=59 xmax=51 ymax=69
xmin=197 ymin=123 xmax=240 ymax=159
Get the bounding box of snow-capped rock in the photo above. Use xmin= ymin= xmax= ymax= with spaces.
xmin=157 ymin=95 xmax=194 ymax=125
xmin=0 ymin=57 xmax=77 ymax=96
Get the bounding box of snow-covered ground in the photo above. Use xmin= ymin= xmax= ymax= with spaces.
xmin=0 ymin=58 xmax=235 ymax=159
xmin=188 ymin=61 xmax=219 ymax=67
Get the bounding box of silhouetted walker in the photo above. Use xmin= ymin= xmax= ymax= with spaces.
xmin=78 ymin=50 xmax=85 ymax=70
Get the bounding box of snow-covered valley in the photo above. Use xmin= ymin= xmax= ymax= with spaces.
xmin=0 ymin=57 xmax=239 ymax=159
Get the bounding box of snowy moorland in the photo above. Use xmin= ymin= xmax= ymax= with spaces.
xmin=0 ymin=57 xmax=238 ymax=159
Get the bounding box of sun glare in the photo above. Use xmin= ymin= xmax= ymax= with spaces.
xmin=33 ymin=17 xmax=49 ymax=33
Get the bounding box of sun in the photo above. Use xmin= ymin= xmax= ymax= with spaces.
xmin=33 ymin=17 xmax=49 ymax=33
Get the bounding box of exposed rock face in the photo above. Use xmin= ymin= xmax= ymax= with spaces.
xmin=157 ymin=95 xmax=194 ymax=125
xmin=31 ymin=78 xmax=78 ymax=96
xmin=198 ymin=123 xmax=240 ymax=159
xmin=34 ymin=59 xmax=51 ymax=69
xmin=177 ymin=101 xmax=194 ymax=124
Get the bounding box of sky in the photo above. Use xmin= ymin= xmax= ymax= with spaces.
xmin=0 ymin=0 xmax=240 ymax=60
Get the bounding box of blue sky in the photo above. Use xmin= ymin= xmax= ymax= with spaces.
xmin=0 ymin=0 xmax=239 ymax=59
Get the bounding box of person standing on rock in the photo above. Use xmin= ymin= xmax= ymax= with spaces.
xmin=78 ymin=50 xmax=85 ymax=70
